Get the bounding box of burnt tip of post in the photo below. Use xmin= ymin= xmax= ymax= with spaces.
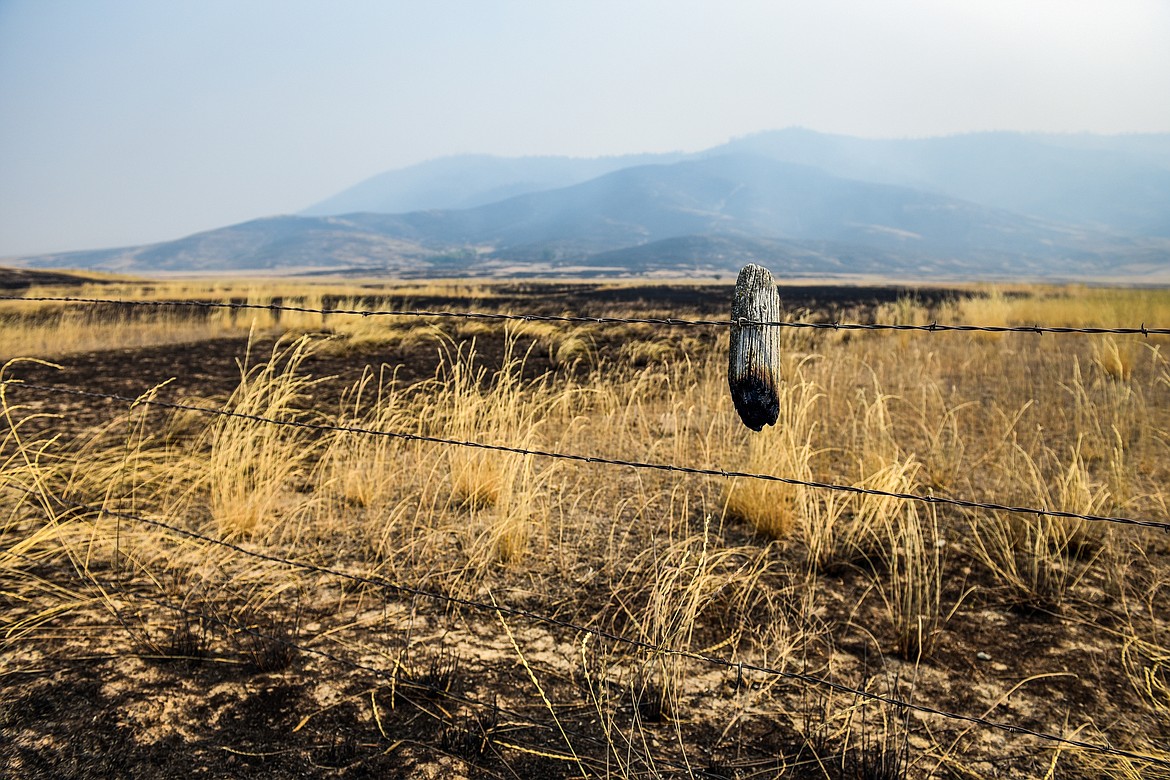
xmin=730 ymin=370 xmax=780 ymax=431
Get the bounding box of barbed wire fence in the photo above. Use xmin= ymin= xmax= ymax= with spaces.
xmin=8 ymin=381 xmax=1167 ymax=532
xmin=2 ymin=292 xmax=1169 ymax=773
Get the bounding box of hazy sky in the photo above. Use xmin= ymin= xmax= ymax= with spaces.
xmin=2 ymin=0 xmax=1169 ymax=256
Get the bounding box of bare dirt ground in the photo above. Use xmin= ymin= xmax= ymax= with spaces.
xmin=2 ymin=279 xmax=1167 ymax=779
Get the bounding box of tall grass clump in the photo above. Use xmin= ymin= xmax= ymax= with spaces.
xmin=876 ymin=503 xmax=957 ymax=661
xmin=316 ymin=365 xmax=415 ymax=513
xmin=803 ymin=377 xmax=921 ymax=572
xmin=973 ymin=439 xmax=1112 ymax=609
xmin=184 ymin=336 xmax=323 ymax=538
xmin=431 ymin=332 xmax=550 ymax=566
xmin=722 ymin=372 xmax=819 ymax=540
xmin=909 ymin=382 xmax=976 ymax=492
xmin=625 ymin=516 xmax=716 ymax=722
xmin=1093 ymin=336 xmax=1139 ymax=383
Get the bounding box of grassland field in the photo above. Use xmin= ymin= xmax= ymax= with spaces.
xmin=1 ymin=270 xmax=1169 ymax=779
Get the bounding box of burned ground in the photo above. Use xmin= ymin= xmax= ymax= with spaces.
xmin=2 ymin=281 xmax=1168 ymax=779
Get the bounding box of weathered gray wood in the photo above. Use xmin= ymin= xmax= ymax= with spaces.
xmin=728 ymin=264 xmax=782 ymax=431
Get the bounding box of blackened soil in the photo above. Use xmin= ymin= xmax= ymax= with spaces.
xmin=0 ymin=267 xmax=128 ymax=292
xmin=3 ymin=329 xmax=599 ymax=440
xmin=317 ymin=281 xmax=969 ymax=319
xmin=4 ymin=281 xmax=972 ymax=424
xmin=19 ymin=281 xmax=1147 ymax=780
xmin=535 ymin=282 xmax=967 ymax=311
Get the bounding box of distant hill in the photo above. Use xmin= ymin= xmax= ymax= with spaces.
xmin=14 ymin=216 xmax=438 ymax=275
xmin=712 ymin=129 xmax=1170 ymax=236
xmin=306 ymin=129 xmax=1170 ymax=238
xmin=344 ymin=154 xmax=1121 ymax=260
xmin=301 ymin=152 xmax=685 ymax=216
xmin=9 ymin=130 xmax=1170 ymax=280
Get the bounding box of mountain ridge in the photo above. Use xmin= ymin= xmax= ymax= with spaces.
xmin=9 ymin=130 xmax=1170 ymax=280
xmin=305 ymin=128 xmax=1170 ymax=238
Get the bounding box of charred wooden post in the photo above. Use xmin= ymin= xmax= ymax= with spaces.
xmin=728 ymin=264 xmax=782 ymax=431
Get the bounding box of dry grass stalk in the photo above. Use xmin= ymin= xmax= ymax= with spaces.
xmin=973 ymin=439 xmax=1112 ymax=609
xmin=877 ymin=503 xmax=957 ymax=661
xmin=723 ymin=373 xmax=819 ymax=540
xmin=188 ymin=335 xmax=323 ymax=537
xmin=424 ymin=332 xmax=559 ymax=573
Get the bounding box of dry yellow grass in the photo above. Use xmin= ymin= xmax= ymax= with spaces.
xmin=722 ymin=370 xmax=818 ymax=540
xmin=3 ymin=279 xmax=1169 ymax=778
xmin=191 ymin=335 xmax=324 ymax=538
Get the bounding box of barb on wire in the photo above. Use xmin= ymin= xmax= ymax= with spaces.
xmin=1 ymin=293 xmax=1166 ymax=336
xmin=9 ymin=380 xmax=1169 ymax=532
xmin=3 ymin=482 xmax=1165 ymax=768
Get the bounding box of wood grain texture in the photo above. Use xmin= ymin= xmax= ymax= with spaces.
xmin=728 ymin=264 xmax=782 ymax=431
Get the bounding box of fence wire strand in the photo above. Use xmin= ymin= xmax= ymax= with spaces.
xmin=8 ymin=379 xmax=1169 ymax=532
xmin=2 ymin=482 xmax=1165 ymax=768
xmin=1 ymin=293 xmax=1166 ymax=336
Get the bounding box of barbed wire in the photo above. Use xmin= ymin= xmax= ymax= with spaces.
xmin=1 ymin=293 xmax=1165 ymax=336
xmin=9 ymin=379 xmax=1169 ymax=532
xmin=3 ymin=482 xmax=1167 ymax=768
